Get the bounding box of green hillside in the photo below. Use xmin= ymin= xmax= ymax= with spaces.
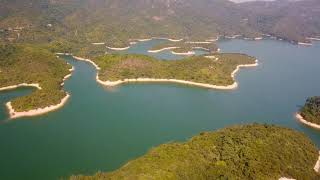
xmin=71 ymin=124 xmax=320 ymax=180
xmin=1 ymin=0 xmax=319 ymax=53
xmin=0 ymin=43 xmax=71 ymax=112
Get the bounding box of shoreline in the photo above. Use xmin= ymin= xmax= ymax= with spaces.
xmin=106 ymin=46 xmax=130 ymax=51
xmin=96 ymin=60 xmax=259 ymax=89
xmin=306 ymin=37 xmax=320 ymax=41
xmin=315 ymin=151 xmax=320 ymax=173
xmin=61 ymin=66 xmax=74 ymax=86
xmin=70 ymin=54 xmax=258 ymax=90
xmin=137 ymin=38 xmax=152 ymax=42
xmin=298 ymin=42 xmax=313 ymax=46
xmin=2 ymin=59 xmax=74 ymax=119
xmin=92 ymin=42 xmax=105 ymax=45
xmin=295 ymin=113 xmax=320 ymax=130
xmin=186 ymin=41 xmax=212 ymax=44
xmin=192 ymin=47 xmax=210 ymax=51
xmin=6 ymin=94 xmax=70 ymax=119
xmin=148 ymin=47 xmax=179 ymax=53
xmin=151 ymin=37 xmax=183 ymax=42
xmin=72 ymin=56 xmax=101 ymax=70
xmin=171 ymin=50 xmax=195 ymax=55
xmin=0 ymin=83 xmax=41 ymax=91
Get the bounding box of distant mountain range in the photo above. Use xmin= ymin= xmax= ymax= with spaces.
xmin=0 ymin=0 xmax=319 ymax=49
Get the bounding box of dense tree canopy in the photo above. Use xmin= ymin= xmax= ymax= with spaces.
xmin=301 ymin=96 xmax=320 ymax=125
xmin=70 ymin=124 xmax=320 ymax=180
xmin=0 ymin=43 xmax=71 ymax=112
xmin=92 ymin=53 xmax=256 ymax=86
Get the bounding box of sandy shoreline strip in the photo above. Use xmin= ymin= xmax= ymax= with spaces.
xmin=92 ymin=42 xmax=105 ymax=45
xmin=278 ymin=178 xmax=295 ymax=180
xmin=72 ymin=56 xmax=101 ymax=70
xmin=148 ymin=47 xmax=179 ymax=53
xmin=6 ymin=94 xmax=70 ymax=119
xmin=295 ymin=113 xmax=320 ymax=130
xmin=106 ymin=46 xmax=130 ymax=51
xmin=298 ymin=42 xmax=313 ymax=46
xmin=225 ymin=35 xmax=242 ymax=39
xmin=315 ymin=151 xmax=320 ymax=173
xmin=0 ymin=83 xmax=41 ymax=91
xmin=186 ymin=41 xmax=212 ymax=44
xmin=193 ymin=47 xmax=210 ymax=51
xmin=171 ymin=51 xmax=195 ymax=55
xmin=61 ymin=66 xmax=74 ymax=86
xmin=151 ymin=37 xmax=183 ymax=42
xmin=206 ymin=37 xmax=219 ymax=42
xmin=306 ymin=37 xmax=320 ymax=41
xmin=137 ymin=38 xmax=152 ymax=42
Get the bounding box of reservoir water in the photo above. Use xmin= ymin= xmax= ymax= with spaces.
xmin=0 ymin=39 xmax=319 ymax=179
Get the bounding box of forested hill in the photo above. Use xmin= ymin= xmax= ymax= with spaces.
xmin=0 ymin=0 xmax=319 ymax=48
xmin=71 ymin=124 xmax=320 ymax=180
xmin=238 ymin=0 xmax=320 ymax=42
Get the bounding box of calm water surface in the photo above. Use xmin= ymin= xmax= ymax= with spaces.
xmin=0 ymin=39 xmax=319 ymax=179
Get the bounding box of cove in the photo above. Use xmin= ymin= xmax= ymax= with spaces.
xmin=0 ymin=39 xmax=320 ymax=180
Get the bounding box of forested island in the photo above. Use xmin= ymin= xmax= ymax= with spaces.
xmin=297 ymin=96 xmax=320 ymax=129
xmin=0 ymin=43 xmax=72 ymax=117
xmin=70 ymin=124 xmax=320 ymax=180
xmin=83 ymin=53 xmax=257 ymax=89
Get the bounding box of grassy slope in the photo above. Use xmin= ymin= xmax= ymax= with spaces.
xmin=301 ymin=96 xmax=320 ymax=125
xmin=0 ymin=43 xmax=71 ymax=112
xmin=70 ymin=124 xmax=319 ymax=180
xmin=92 ymin=53 xmax=255 ymax=86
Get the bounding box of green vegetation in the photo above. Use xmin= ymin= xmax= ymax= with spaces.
xmin=70 ymin=124 xmax=320 ymax=180
xmin=92 ymin=53 xmax=255 ymax=86
xmin=150 ymin=41 xmax=218 ymax=53
xmin=1 ymin=0 xmax=319 ymax=52
xmin=0 ymin=43 xmax=71 ymax=112
xmin=300 ymin=96 xmax=320 ymax=125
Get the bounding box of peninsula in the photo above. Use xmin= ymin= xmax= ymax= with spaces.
xmin=0 ymin=44 xmax=72 ymax=118
xmin=70 ymin=124 xmax=320 ymax=180
xmin=296 ymin=96 xmax=320 ymax=130
xmin=75 ymin=53 xmax=257 ymax=89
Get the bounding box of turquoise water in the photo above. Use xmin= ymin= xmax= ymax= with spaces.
xmin=0 ymin=39 xmax=320 ymax=179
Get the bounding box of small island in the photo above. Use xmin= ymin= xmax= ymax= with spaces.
xmin=76 ymin=53 xmax=257 ymax=89
xmin=0 ymin=43 xmax=72 ymax=119
xmin=70 ymin=124 xmax=320 ymax=180
xmin=296 ymin=96 xmax=320 ymax=129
